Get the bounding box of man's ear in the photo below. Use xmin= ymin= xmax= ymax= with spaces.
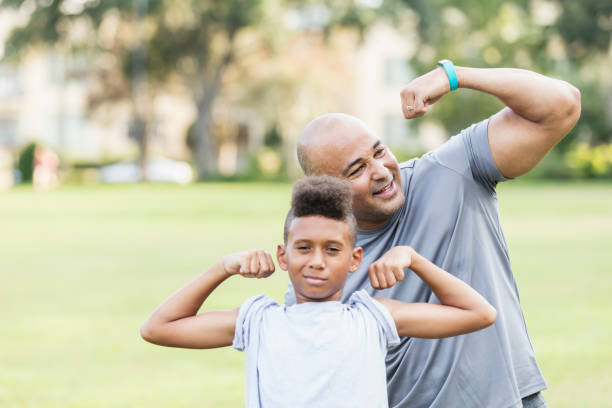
xmin=276 ymin=244 xmax=288 ymax=271
xmin=349 ymin=246 xmax=363 ymax=274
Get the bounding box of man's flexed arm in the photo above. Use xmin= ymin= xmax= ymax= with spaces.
xmin=400 ymin=65 xmax=581 ymax=179
xmin=140 ymin=250 xmax=275 ymax=349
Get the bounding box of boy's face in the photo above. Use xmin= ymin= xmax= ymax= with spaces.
xmin=277 ymin=215 xmax=362 ymax=304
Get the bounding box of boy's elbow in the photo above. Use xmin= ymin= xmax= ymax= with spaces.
xmin=140 ymin=322 xmax=159 ymax=343
xmin=481 ymin=305 xmax=497 ymax=328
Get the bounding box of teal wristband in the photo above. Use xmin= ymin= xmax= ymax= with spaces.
xmin=437 ymin=59 xmax=459 ymax=91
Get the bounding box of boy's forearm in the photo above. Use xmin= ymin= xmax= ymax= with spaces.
xmin=142 ymin=259 xmax=231 ymax=328
xmin=410 ymin=252 xmax=491 ymax=312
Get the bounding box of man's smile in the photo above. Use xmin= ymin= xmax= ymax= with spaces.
xmin=372 ymin=179 xmax=397 ymax=198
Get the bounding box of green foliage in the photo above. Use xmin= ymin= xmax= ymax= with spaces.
xmin=16 ymin=142 xmax=36 ymax=183
xmin=263 ymin=124 xmax=282 ymax=148
xmin=565 ymin=142 xmax=612 ymax=178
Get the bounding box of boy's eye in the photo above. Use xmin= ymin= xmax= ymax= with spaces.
xmin=326 ymin=247 xmax=340 ymax=253
xmin=297 ymin=246 xmax=310 ymax=251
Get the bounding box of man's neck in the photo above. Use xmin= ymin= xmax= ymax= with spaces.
xmin=357 ymin=217 xmax=390 ymax=231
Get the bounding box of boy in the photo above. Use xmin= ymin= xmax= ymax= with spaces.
xmin=141 ymin=176 xmax=497 ymax=407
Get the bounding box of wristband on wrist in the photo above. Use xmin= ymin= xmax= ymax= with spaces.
xmin=437 ymin=59 xmax=459 ymax=91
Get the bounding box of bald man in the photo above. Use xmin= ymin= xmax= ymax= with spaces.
xmin=285 ymin=64 xmax=580 ymax=408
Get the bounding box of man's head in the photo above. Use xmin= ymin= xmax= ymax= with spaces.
xmin=278 ymin=176 xmax=362 ymax=303
xmin=297 ymin=113 xmax=405 ymax=230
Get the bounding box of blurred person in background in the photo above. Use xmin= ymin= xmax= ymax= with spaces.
xmin=33 ymin=145 xmax=59 ymax=190
xmin=286 ymin=61 xmax=581 ymax=408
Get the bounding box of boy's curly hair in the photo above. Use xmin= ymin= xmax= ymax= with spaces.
xmin=283 ymin=176 xmax=357 ymax=246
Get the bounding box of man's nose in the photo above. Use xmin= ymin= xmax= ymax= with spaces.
xmin=370 ymin=158 xmax=389 ymax=180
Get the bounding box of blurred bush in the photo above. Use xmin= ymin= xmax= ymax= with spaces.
xmin=565 ymin=142 xmax=612 ymax=178
xmin=16 ymin=142 xmax=36 ymax=183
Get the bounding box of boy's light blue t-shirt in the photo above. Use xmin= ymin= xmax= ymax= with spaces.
xmin=285 ymin=119 xmax=547 ymax=407
xmin=233 ymin=290 xmax=400 ymax=408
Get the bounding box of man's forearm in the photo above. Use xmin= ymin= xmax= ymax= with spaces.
xmin=455 ymin=66 xmax=580 ymax=126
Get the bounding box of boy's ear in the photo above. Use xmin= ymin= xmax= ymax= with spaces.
xmin=349 ymin=247 xmax=363 ymax=274
xmin=276 ymin=244 xmax=288 ymax=271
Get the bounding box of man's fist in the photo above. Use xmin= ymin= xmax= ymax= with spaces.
xmin=222 ymin=250 xmax=275 ymax=279
xmin=368 ymin=246 xmax=416 ymax=289
xmin=400 ymin=67 xmax=452 ymax=119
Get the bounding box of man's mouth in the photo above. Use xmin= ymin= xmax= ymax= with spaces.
xmin=373 ymin=180 xmax=396 ymax=198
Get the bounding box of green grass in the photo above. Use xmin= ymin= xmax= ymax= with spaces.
xmin=1 ymin=181 xmax=611 ymax=407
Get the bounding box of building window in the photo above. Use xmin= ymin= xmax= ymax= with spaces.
xmin=0 ymin=118 xmax=17 ymax=147
xmin=0 ymin=65 xmax=22 ymax=98
xmin=384 ymin=114 xmax=418 ymax=150
xmin=384 ymin=58 xmax=413 ymax=86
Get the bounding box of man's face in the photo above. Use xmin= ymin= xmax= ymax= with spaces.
xmin=308 ymin=120 xmax=405 ymax=229
xmin=277 ymin=216 xmax=362 ymax=304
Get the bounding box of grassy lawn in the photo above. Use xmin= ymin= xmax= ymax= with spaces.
xmin=1 ymin=181 xmax=611 ymax=407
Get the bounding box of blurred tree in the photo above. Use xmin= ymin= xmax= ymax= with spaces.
xmin=400 ymin=0 xmax=612 ymax=149
xmin=0 ymin=0 xmax=393 ymax=180
xmin=2 ymin=0 xmax=608 ymax=180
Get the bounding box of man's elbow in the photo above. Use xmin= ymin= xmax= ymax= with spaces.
xmin=555 ymin=82 xmax=581 ymax=135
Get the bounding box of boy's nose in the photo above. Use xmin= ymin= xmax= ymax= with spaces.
xmin=308 ymin=250 xmax=325 ymax=269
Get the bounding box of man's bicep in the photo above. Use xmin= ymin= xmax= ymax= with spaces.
xmin=148 ymin=308 xmax=239 ymax=349
xmin=488 ymin=107 xmax=560 ymax=179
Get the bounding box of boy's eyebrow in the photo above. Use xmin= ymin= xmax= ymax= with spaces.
xmin=342 ymin=140 xmax=382 ymax=176
xmin=292 ymin=239 xmax=345 ymax=247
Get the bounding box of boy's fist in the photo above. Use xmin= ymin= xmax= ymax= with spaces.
xmin=368 ymin=246 xmax=415 ymax=289
xmin=222 ymin=250 xmax=275 ymax=279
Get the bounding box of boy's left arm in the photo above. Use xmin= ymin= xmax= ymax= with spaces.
xmin=370 ymin=246 xmax=497 ymax=339
xmin=140 ymin=250 xmax=275 ymax=349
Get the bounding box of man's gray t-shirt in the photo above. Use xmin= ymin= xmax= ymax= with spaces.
xmin=233 ymin=290 xmax=400 ymax=408
xmin=285 ymin=119 xmax=546 ymax=407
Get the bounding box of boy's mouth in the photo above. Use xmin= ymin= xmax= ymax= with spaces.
xmin=303 ymin=275 xmax=327 ymax=285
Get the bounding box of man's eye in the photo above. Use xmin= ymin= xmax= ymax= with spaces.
xmin=349 ymin=164 xmax=365 ymax=177
xmin=297 ymin=246 xmax=310 ymax=251
xmin=374 ymin=148 xmax=385 ymax=158
xmin=327 ymin=247 xmax=340 ymax=253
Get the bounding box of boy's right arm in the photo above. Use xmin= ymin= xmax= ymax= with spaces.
xmin=370 ymin=246 xmax=497 ymax=339
xmin=140 ymin=250 xmax=275 ymax=349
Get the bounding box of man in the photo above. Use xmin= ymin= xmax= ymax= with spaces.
xmin=284 ymin=61 xmax=581 ymax=408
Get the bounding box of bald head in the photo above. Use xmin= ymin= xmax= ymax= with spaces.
xmin=297 ymin=113 xmax=373 ymax=175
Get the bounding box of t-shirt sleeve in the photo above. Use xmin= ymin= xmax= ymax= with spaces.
xmin=232 ymin=294 xmax=277 ymax=352
xmin=284 ymin=282 xmax=297 ymax=306
xmin=349 ymin=290 xmax=400 ymax=349
xmin=430 ymin=118 xmax=508 ymax=192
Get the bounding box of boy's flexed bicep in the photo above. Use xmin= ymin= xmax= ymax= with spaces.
xmin=375 ymin=298 xmax=495 ymax=339
xmin=142 ymin=308 xmax=239 ymax=349
xmin=141 ymin=250 xmax=275 ymax=349
xmin=371 ymin=246 xmax=497 ymax=339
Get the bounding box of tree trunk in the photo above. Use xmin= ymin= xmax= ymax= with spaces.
xmin=193 ymin=50 xmax=234 ymax=181
xmin=194 ymin=94 xmax=217 ymax=180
